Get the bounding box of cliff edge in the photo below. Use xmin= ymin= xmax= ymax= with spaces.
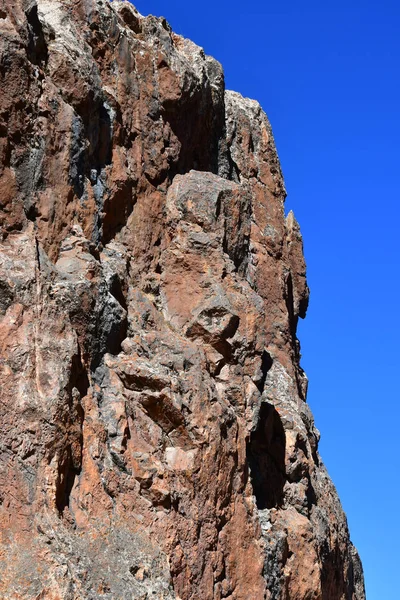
xmin=0 ymin=1 xmax=365 ymax=598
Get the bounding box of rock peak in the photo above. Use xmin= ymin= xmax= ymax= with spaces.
xmin=0 ymin=1 xmax=365 ymax=598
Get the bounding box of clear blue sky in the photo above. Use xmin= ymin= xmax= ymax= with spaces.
xmin=130 ymin=1 xmax=400 ymax=597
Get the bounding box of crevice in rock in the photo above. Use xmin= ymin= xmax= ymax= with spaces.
xmin=227 ymin=152 xmax=241 ymax=183
xmin=91 ymin=278 xmax=128 ymax=371
xmin=161 ymin=87 xmax=222 ymax=178
xmin=25 ymin=200 xmax=38 ymax=222
xmin=248 ymin=134 xmax=254 ymax=153
xmin=212 ymin=339 xmax=234 ymax=363
xmin=306 ymin=475 xmax=317 ymax=512
xmin=94 ymin=102 xmax=113 ymax=171
xmin=224 ymin=314 xmax=240 ymax=339
xmin=71 ymin=348 xmax=90 ymax=401
xmin=117 ymin=4 xmax=142 ymax=34
xmin=254 ymin=350 xmax=273 ymax=394
xmin=69 ymin=98 xmax=113 ymax=202
xmin=109 ymin=273 xmax=128 ymax=312
xmin=120 ymin=371 xmax=166 ymax=393
xmin=55 ymin=444 xmax=79 ymax=515
xmin=55 ymin=347 xmax=88 ymax=515
xmin=246 ymin=402 xmax=286 ymax=509
xmin=69 ymin=116 xmax=86 ymax=198
xmin=285 ymin=273 xmax=297 ymax=344
xmin=285 ymin=274 xmax=307 ymax=399
xmin=26 ymin=4 xmax=48 ymax=67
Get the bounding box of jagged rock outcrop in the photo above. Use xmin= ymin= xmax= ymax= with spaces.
xmin=0 ymin=1 xmax=365 ymax=599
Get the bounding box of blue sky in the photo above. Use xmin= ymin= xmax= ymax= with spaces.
xmin=130 ymin=1 xmax=400 ymax=597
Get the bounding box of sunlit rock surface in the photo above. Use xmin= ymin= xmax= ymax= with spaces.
xmin=0 ymin=1 xmax=365 ymax=598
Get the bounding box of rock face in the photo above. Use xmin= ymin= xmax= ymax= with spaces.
xmin=0 ymin=1 xmax=365 ymax=599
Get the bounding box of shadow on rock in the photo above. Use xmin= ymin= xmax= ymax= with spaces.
xmin=247 ymin=402 xmax=286 ymax=509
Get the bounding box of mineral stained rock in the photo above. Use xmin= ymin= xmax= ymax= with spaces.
xmin=0 ymin=1 xmax=365 ymax=599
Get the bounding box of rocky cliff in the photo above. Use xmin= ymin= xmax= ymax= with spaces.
xmin=0 ymin=1 xmax=365 ymax=599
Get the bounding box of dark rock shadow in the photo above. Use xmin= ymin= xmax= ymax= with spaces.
xmin=26 ymin=4 xmax=48 ymax=67
xmin=320 ymin=546 xmax=347 ymax=600
xmin=246 ymin=402 xmax=286 ymax=509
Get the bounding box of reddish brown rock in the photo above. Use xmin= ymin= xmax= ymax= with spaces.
xmin=0 ymin=1 xmax=365 ymax=599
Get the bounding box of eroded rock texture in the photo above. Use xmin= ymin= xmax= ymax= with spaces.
xmin=0 ymin=1 xmax=365 ymax=599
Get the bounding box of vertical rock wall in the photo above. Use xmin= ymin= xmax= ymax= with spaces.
xmin=0 ymin=1 xmax=365 ymax=598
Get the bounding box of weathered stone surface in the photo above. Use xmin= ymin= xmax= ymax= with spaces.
xmin=0 ymin=1 xmax=364 ymax=599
